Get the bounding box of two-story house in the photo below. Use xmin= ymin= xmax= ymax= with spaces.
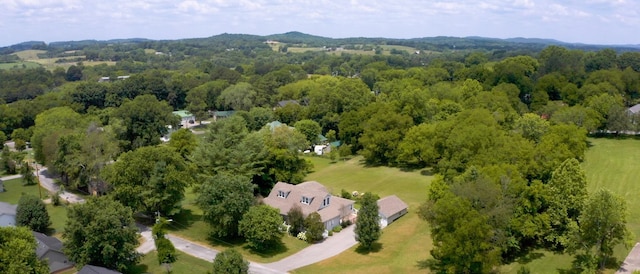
xmin=263 ymin=181 xmax=355 ymax=231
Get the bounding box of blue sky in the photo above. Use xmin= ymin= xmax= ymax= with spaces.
xmin=2 ymin=0 xmax=639 ymax=47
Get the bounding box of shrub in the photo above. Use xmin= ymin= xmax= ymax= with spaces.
xmin=328 ymin=231 xmax=333 ymax=236
xmin=341 ymin=219 xmax=352 ymax=228
xmin=332 ymin=225 xmax=342 ymax=233
xmin=296 ymin=231 xmax=307 ymax=241
xmin=340 ymin=189 xmax=352 ymax=199
xmin=51 ymin=192 xmax=61 ymax=206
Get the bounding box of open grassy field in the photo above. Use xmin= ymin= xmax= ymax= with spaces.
xmin=0 ymin=61 xmax=41 ymax=70
xmin=294 ymin=156 xmax=433 ymax=274
xmin=13 ymin=50 xmax=47 ymax=60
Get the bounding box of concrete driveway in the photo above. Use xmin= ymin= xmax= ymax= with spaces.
xmin=265 ymin=225 xmax=358 ymax=272
xmin=37 ymin=167 xmax=85 ymax=203
xmin=617 ymin=243 xmax=640 ymax=273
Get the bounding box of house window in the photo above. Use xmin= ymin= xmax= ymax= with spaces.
xmin=278 ymin=190 xmax=285 ymax=198
xmin=322 ymin=196 xmax=330 ymax=207
xmin=301 ymin=196 xmax=311 ymax=204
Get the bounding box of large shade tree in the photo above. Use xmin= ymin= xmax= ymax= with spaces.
xmin=196 ymin=173 xmax=255 ymax=238
xmin=63 ymin=197 xmax=140 ymax=272
xmin=101 ymin=146 xmax=194 ymax=216
xmin=0 ymin=226 xmax=49 ymax=274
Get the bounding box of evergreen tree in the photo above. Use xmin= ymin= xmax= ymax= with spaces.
xmin=355 ymin=192 xmax=381 ymax=250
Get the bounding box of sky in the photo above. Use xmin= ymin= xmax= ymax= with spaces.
xmin=2 ymin=0 xmax=639 ymax=47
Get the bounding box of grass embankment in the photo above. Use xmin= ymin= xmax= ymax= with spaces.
xmin=294 ymin=156 xmax=433 ymax=274
xmin=504 ymin=137 xmax=640 ymax=273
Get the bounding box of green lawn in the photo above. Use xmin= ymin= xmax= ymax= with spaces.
xmin=0 ymin=178 xmax=49 ymax=204
xmin=294 ymin=156 xmax=434 ymax=274
xmin=127 ymin=250 xmax=212 ymax=274
xmin=164 ymin=187 xmax=310 ymax=263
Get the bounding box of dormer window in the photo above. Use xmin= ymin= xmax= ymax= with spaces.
xmin=278 ymin=190 xmax=289 ymax=198
xmin=322 ymin=196 xmax=330 ymax=207
xmin=301 ymin=196 xmax=311 ymax=204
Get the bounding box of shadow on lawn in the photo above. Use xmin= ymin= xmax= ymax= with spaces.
xmin=127 ymin=263 xmax=149 ymax=274
xmin=355 ymin=242 xmax=382 ymax=254
xmin=243 ymin=239 xmax=288 ymax=259
xmin=165 ymin=209 xmax=201 ymax=231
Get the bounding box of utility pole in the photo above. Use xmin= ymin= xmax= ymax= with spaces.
xmin=34 ymin=161 xmax=42 ymax=199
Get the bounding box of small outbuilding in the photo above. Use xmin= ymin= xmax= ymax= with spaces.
xmin=0 ymin=201 xmax=16 ymax=227
xmin=32 ymin=231 xmax=75 ymax=273
xmin=377 ymin=195 xmax=408 ymax=228
xmin=78 ymin=265 xmax=122 ymax=274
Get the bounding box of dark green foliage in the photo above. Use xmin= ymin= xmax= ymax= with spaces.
xmin=63 ymin=197 xmax=140 ymax=272
xmin=212 ymin=248 xmax=249 ymax=274
xmin=152 ymin=219 xmax=177 ymax=266
xmin=196 ymin=173 xmax=255 ymax=238
xmin=102 ymin=146 xmax=194 ymax=216
xmin=238 ymin=205 xmax=284 ymax=250
xmin=156 ymin=238 xmax=177 ymax=265
xmin=112 ymin=94 xmax=178 ymax=151
xmin=355 ymin=192 xmax=381 ymax=250
xmin=20 ymin=162 xmax=36 ymax=185
xmin=16 ymin=194 xmax=50 ymax=233
xmin=0 ymin=226 xmax=50 ymax=274
xmin=419 ymin=192 xmax=500 ymax=273
xmin=304 ymin=212 xmax=324 ymax=243
xmin=286 ymin=205 xmax=305 ymax=235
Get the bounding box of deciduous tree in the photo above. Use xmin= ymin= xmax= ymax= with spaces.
xmin=63 ymin=197 xmax=140 ymax=272
xmin=212 ymin=248 xmax=248 ymax=274
xmin=0 ymin=226 xmax=49 ymax=274
xmin=16 ymin=194 xmax=50 ymax=233
xmin=102 ymin=146 xmax=194 ymax=216
xmin=573 ymin=189 xmax=630 ymax=271
xmin=238 ymin=205 xmax=284 ymax=250
xmin=287 ymin=205 xmax=305 ymax=236
xmin=196 ymin=173 xmax=254 ymax=238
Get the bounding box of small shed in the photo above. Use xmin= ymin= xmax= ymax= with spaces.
xmin=0 ymin=202 xmax=16 ymax=227
xmin=377 ymin=195 xmax=408 ymax=228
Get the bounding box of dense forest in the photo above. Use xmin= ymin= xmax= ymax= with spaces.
xmin=1 ymin=32 xmax=640 ymax=273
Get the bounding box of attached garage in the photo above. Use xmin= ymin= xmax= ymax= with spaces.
xmin=377 ymin=195 xmax=408 ymax=228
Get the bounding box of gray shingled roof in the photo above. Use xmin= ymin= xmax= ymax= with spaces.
xmin=629 ymin=104 xmax=640 ymax=114
xmin=78 ymin=265 xmax=122 ymax=274
xmin=32 ymin=231 xmax=74 ymax=273
xmin=263 ymin=181 xmax=354 ymax=222
xmin=377 ymin=195 xmax=408 ymax=218
xmin=0 ymin=202 xmax=17 ymax=215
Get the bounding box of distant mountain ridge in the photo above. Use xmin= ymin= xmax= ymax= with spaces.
xmin=3 ymin=31 xmax=640 ymax=52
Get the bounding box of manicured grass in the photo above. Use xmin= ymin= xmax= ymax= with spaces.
xmin=293 ymin=156 xmax=434 ymax=273
xmin=0 ymin=178 xmax=49 ymax=204
xmin=47 ymin=204 xmax=68 ymax=236
xmin=128 ymin=250 xmax=212 ymax=274
xmin=164 ymin=187 xmax=310 ymax=263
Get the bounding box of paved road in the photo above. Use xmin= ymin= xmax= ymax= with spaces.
xmin=0 ymin=174 xmax=22 ymax=181
xmin=617 ymin=242 xmax=640 ymax=273
xmin=265 ymin=225 xmax=357 ymax=272
xmin=136 ymin=224 xmax=283 ymax=274
xmin=36 ymin=167 xmax=85 ymax=203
